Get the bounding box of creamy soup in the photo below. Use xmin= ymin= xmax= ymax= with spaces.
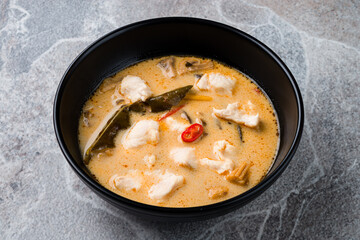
xmin=78 ymin=56 xmax=279 ymax=207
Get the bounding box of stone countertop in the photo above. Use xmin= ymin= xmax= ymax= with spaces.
xmin=0 ymin=1 xmax=359 ymax=239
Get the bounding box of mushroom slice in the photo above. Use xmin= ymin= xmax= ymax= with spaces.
xmin=157 ymin=57 xmax=176 ymax=78
xmin=178 ymin=59 xmax=214 ymax=75
xmin=99 ymin=77 xmax=121 ymax=93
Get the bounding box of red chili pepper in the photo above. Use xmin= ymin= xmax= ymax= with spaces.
xmin=181 ymin=123 xmax=204 ymax=142
xmin=158 ymin=105 xmax=185 ymax=121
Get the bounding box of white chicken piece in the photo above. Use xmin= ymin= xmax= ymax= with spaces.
xmin=213 ymin=140 xmax=237 ymax=162
xmin=200 ymin=140 xmax=237 ymax=174
xmin=120 ymin=75 xmax=153 ymax=102
xmin=109 ymin=171 xmax=142 ymax=191
xmin=213 ymin=101 xmax=260 ymax=127
xmin=121 ymin=120 xmax=160 ymax=149
xmin=148 ymin=171 xmax=185 ymax=202
xmin=164 ymin=117 xmax=189 ymax=133
xmin=143 ymin=154 xmax=156 ymax=168
xmin=195 ymin=73 xmax=236 ymax=95
xmin=195 ymin=74 xmax=210 ymax=90
xmin=169 ymin=147 xmax=197 ymax=169
xmin=199 ymin=158 xmax=234 ymax=174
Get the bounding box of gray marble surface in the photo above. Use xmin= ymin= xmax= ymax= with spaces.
xmin=0 ymin=0 xmax=359 ymax=239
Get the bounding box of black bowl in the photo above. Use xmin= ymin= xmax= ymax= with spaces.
xmin=53 ymin=17 xmax=304 ymax=221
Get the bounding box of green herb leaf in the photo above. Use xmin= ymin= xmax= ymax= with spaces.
xmin=146 ymin=85 xmax=192 ymax=112
xmin=83 ymin=105 xmax=130 ymax=164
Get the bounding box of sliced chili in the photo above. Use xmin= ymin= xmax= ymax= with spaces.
xmin=181 ymin=123 xmax=204 ymax=142
xmin=158 ymin=105 xmax=185 ymax=121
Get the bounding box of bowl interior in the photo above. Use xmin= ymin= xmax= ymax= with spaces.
xmin=54 ymin=18 xmax=302 ymax=214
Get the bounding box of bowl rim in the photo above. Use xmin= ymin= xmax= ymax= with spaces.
xmin=53 ymin=17 xmax=304 ymax=217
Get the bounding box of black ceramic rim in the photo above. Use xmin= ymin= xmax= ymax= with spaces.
xmin=53 ymin=17 xmax=304 ymax=219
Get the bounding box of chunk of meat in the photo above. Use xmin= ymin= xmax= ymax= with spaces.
xmin=120 ymin=75 xmax=153 ymax=103
xmin=148 ymin=171 xmax=185 ymax=202
xmin=200 ymin=140 xmax=237 ymax=174
xmin=169 ymin=147 xmax=197 ymax=169
xmin=109 ymin=171 xmax=142 ymax=191
xmin=164 ymin=117 xmax=189 ymax=133
xmin=200 ymin=158 xmax=234 ymax=174
xmin=213 ymin=101 xmax=260 ymax=127
xmin=178 ymin=59 xmax=214 ymax=75
xmin=226 ymin=161 xmax=250 ymax=185
xmin=121 ymin=120 xmax=160 ymax=149
xmin=157 ymin=57 xmax=176 ymax=78
xmin=213 ymin=140 xmax=237 ymax=162
xmin=195 ymin=74 xmax=210 ymax=90
xmin=207 ymin=186 xmax=229 ymax=199
xmin=195 ymin=73 xmax=236 ymax=95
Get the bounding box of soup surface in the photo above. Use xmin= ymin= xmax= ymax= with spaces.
xmin=78 ymin=56 xmax=279 ymax=207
